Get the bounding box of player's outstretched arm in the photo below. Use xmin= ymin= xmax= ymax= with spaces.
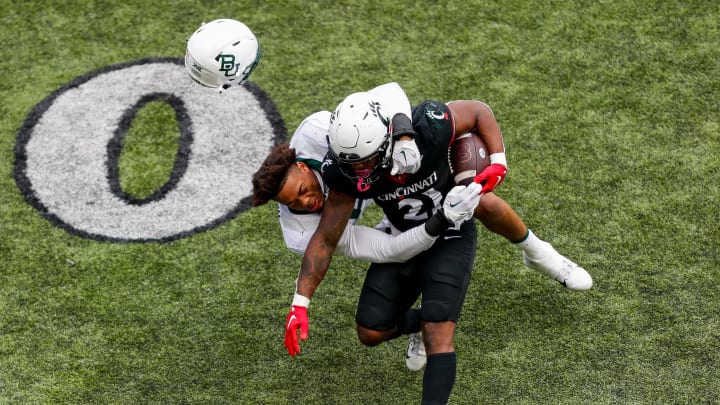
xmin=339 ymin=222 xmax=436 ymax=263
xmin=339 ymin=184 xmax=482 ymax=263
xmin=296 ymin=189 xmax=355 ymax=298
xmin=284 ymin=189 xmax=355 ymax=357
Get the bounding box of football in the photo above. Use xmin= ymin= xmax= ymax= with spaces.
xmin=448 ymin=132 xmax=491 ymax=186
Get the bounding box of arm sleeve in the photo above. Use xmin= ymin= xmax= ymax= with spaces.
xmin=336 ymin=223 xmax=437 ymax=263
xmin=280 ymin=201 xmax=437 ymax=262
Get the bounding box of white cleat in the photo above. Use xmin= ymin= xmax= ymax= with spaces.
xmin=523 ymin=241 xmax=593 ymax=291
xmin=405 ymin=332 xmax=427 ymax=371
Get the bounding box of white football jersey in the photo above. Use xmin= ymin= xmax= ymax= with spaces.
xmin=289 ymin=111 xmax=332 ymax=163
xmin=279 ymin=111 xmax=370 ymax=254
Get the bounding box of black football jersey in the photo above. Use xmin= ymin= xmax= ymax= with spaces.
xmin=321 ymin=100 xmax=456 ymax=232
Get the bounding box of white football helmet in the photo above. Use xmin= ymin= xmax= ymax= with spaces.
xmin=328 ymin=92 xmax=392 ymax=186
xmin=185 ymin=19 xmax=261 ymax=90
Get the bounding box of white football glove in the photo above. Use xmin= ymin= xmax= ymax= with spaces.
xmin=390 ymin=139 xmax=422 ymax=175
xmin=442 ymin=182 xmax=482 ymax=226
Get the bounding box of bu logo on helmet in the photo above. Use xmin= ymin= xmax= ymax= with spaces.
xmin=218 ymin=54 xmax=240 ymax=77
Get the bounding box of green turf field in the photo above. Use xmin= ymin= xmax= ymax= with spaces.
xmin=1 ymin=1 xmax=719 ymax=403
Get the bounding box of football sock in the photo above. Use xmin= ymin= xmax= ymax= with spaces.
xmin=513 ymin=229 xmax=544 ymax=258
xmin=421 ymin=352 xmax=457 ymax=405
xmin=511 ymin=228 xmax=532 ymax=245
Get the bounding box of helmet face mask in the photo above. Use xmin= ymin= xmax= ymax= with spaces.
xmin=328 ymin=92 xmax=393 ymax=189
xmin=185 ymin=19 xmax=261 ymax=90
xmin=332 ymin=149 xmax=388 ymax=188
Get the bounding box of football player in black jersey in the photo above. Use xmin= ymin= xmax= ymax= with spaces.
xmin=283 ymin=90 xmax=591 ymax=404
xmin=284 ymin=91 xmax=496 ymax=404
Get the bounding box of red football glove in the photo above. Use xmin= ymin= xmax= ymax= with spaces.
xmin=284 ymin=305 xmax=309 ymax=357
xmin=474 ymin=163 xmax=508 ymax=193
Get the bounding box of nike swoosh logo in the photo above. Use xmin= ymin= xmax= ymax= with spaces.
xmin=287 ymin=315 xmax=297 ymax=330
xmin=449 ymin=200 xmax=461 ymax=207
xmin=443 ymin=235 xmax=462 ymax=240
xmin=400 ymin=151 xmax=407 ymax=163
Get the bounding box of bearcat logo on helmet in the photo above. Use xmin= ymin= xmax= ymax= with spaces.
xmin=329 ymin=99 xmax=389 ymax=129
xmin=367 ymin=99 xmax=389 ymax=126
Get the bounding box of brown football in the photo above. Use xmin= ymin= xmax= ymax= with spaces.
xmin=448 ymin=132 xmax=491 ymax=186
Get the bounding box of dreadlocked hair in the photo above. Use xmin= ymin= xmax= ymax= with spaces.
xmin=251 ymin=143 xmax=297 ymax=207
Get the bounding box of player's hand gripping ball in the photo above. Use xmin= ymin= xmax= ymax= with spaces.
xmin=448 ymin=132 xmax=491 ymax=186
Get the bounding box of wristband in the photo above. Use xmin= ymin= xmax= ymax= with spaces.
xmin=490 ymin=152 xmax=507 ymax=167
xmin=292 ymin=293 xmax=311 ymax=308
xmin=390 ymin=113 xmax=416 ymax=139
xmin=424 ymin=210 xmax=454 ymax=237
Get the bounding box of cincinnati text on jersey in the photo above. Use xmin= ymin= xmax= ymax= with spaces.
xmin=376 ymin=172 xmax=438 ymax=201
